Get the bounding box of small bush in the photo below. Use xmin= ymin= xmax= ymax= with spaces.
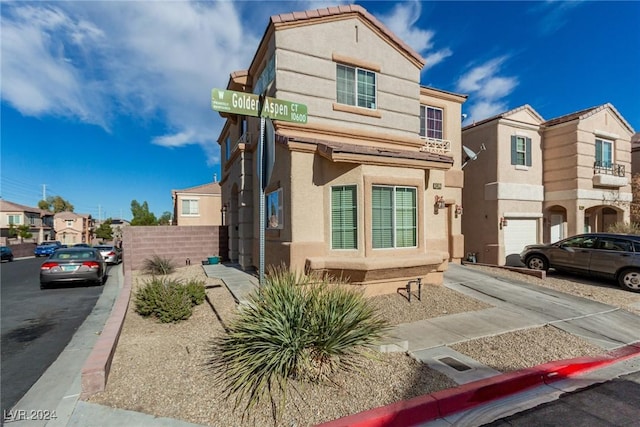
xmin=185 ymin=279 xmax=206 ymax=305
xmin=143 ymin=255 xmax=175 ymax=275
xmin=209 ymin=265 xmax=388 ymax=417
xmin=134 ymin=277 xmax=205 ymax=323
xmin=607 ymin=222 xmax=640 ymax=235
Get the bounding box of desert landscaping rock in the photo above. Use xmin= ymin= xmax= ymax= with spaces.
xmin=87 ymin=264 xmax=637 ymax=426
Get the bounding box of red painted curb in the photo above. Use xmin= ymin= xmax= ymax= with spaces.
xmin=80 ymin=267 xmax=132 ymax=399
xmin=317 ymin=344 xmax=640 ymax=427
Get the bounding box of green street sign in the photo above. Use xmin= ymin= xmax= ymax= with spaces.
xmin=211 ymin=88 xmax=260 ymax=117
xmin=211 ymin=88 xmax=307 ymax=124
xmin=261 ymin=97 xmax=307 ymax=124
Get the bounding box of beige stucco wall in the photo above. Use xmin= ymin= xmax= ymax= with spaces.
xmin=463 ymin=105 xmax=634 ymax=265
xmin=274 ymin=16 xmax=421 ymax=140
xmin=544 ymin=108 xmax=632 ymax=236
xmin=175 ymin=193 xmax=222 ymax=226
xmin=462 ymin=108 xmax=544 ymax=264
xmin=219 ymin=9 xmax=465 ymax=290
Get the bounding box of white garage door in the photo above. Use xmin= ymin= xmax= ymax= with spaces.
xmin=504 ymin=218 xmax=538 ymax=257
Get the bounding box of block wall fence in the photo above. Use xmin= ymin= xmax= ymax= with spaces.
xmin=122 ymin=225 xmax=228 ymax=271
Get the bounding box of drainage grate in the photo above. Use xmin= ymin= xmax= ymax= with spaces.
xmin=437 ymin=356 xmax=472 ymax=372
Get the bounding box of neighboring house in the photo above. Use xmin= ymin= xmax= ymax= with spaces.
xmin=54 ymin=211 xmax=94 ymax=245
xmin=171 ymin=182 xmax=222 ymax=226
xmin=462 ymin=103 xmax=635 ymax=265
xmin=92 ymin=218 xmax=130 ymax=245
xmin=0 ymin=200 xmax=54 ymax=244
xmin=216 ymin=5 xmax=466 ymax=294
xmin=630 ymin=132 xmax=640 ymax=223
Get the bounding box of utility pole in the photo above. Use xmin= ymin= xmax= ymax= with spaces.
xmin=42 ymin=184 xmax=46 ymax=201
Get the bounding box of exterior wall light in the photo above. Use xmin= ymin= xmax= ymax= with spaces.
xmin=455 ymin=205 xmax=463 ymax=218
xmin=500 ymin=217 xmax=508 ymax=229
xmin=434 ymin=196 xmax=446 ymax=214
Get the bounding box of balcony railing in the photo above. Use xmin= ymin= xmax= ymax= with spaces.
xmin=419 ymin=136 xmax=451 ymax=154
xmin=594 ymin=161 xmax=625 ymax=177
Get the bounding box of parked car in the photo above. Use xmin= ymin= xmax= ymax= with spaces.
xmin=94 ymin=245 xmax=122 ymax=265
xmin=74 ymin=243 xmax=92 ymax=248
xmin=1 ymin=246 xmax=14 ymax=262
xmin=40 ymin=247 xmax=107 ymax=289
xmin=34 ymin=241 xmax=64 ymax=257
xmin=521 ymin=233 xmax=640 ymax=292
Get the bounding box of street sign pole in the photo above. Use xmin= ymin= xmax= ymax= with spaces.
xmin=258 ymin=98 xmax=266 ymax=287
xmin=210 ymin=88 xmax=307 ymax=288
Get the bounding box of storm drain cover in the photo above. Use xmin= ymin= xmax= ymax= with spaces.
xmin=437 ymin=356 xmax=472 ymax=372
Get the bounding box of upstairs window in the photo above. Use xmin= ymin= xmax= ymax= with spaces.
xmin=420 ymin=106 xmax=443 ymax=139
xmin=595 ymin=138 xmax=613 ymax=168
xmin=511 ymin=135 xmax=532 ymax=166
xmin=372 ymin=186 xmax=417 ymax=249
xmin=181 ymin=199 xmax=199 ymax=216
xmin=336 ymin=64 xmax=376 ymax=109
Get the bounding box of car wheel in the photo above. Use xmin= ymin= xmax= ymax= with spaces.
xmin=526 ymin=255 xmax=548 ymax=271
xmin=618 ymin=269 xmax=640 ymax=293
xmin=40 ymin=283 xmax=47 ymax=290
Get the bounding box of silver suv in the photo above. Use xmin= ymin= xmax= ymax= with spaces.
xmin=520 ymin=233 xmax=640 ymax=292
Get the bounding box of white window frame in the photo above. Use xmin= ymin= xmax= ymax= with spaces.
xmin=372 ymin=185 xmax=417 ymax=249
xmin=181 ymin=198 xmax=200 ymax=216
xmin=336 ymin=64 xmax=377 ymax=110
xmin=66 ymin=220 xmax=74 ymax=227
xmin=595 ymin=138 xmax=613 ymax=168
xmin=420 ymin=106 xmax=444 ymax=139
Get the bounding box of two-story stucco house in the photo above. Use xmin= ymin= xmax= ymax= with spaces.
xmin=0 ymin=200 xmax=55 ymax=244
xmin=462 ymin=103 xmax=635 ymax=265
xmin=171 ymin=182 xmax=223 ymax=226
xmin=216 ymin=5 xmax=467 ymax=294
xmin=54 ymin=211 xmax=94 ymax=245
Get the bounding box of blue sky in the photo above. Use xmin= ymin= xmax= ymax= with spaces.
xmin=2 ymin=1 xmax=639 ymax=221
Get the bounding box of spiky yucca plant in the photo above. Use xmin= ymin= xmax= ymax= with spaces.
xmin=209 ymin=265 xmax=388 ymax=418
xmin=143 ymin=255 xmax=175 ymax=275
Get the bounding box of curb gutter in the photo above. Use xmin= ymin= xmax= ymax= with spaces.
xmin=317 ymin=343 xmax=640 ymax=427
xmin=79 ymin=265 xmax=132 ymax=399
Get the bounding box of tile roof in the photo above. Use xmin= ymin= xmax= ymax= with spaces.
xmin=172 ymin=182 xmax=221 ymax=195
xmin=269 ymin=4 xmax=425 ymax=68
xmin=55 ymin=211 xmax=90 ymax=220
xmin=0 ymin=199 xmax=49 ymax=214
xmin=462 ymin=104 xmax=543 ymax=130
xmin=320 ymin=141 xmax=453 ymax=164
xmin=543 ymin=103 xmax=634 ymax=133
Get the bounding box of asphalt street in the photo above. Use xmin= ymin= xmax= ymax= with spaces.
xmin=485 ymin=369 xmax=640 ymax=426
xmin=0 ymin=257 xmax=103 ymax=417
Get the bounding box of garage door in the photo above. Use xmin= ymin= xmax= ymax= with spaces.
xmin=504 ymin=218 xmax=538 ymax=257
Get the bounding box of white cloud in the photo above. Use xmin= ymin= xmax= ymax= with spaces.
xmin=0 ymin=1 xmax=275 ymax=166
xmin=468 ymin=100 xmax=509 ymax=123
xmin=377 ymin=1 xmax=452 ymax=70
xmin=457 ymin=57 xmax=518 ymax=123
xmin=423 ymin=48 xmax=453 ymax=70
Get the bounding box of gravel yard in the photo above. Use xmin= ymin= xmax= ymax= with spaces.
xmin=87 ymin=264 xmax=640 ymax=426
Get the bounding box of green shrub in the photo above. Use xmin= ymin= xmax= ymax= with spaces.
xmin=134 ymin=277 xmax=206 ymax=323
xmin=143 ymin=255 xmax=175 ymax=275
xmin=607 ymin=222 xmax=640 ymax=235
xmin=185 ymin=279 xmax=206 ymax=305
xmin=209 ymin=265 xmax=388 ymax=417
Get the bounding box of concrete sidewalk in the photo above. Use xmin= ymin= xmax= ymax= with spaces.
xmin=10 ymin=262 xmax=640 ymax=427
